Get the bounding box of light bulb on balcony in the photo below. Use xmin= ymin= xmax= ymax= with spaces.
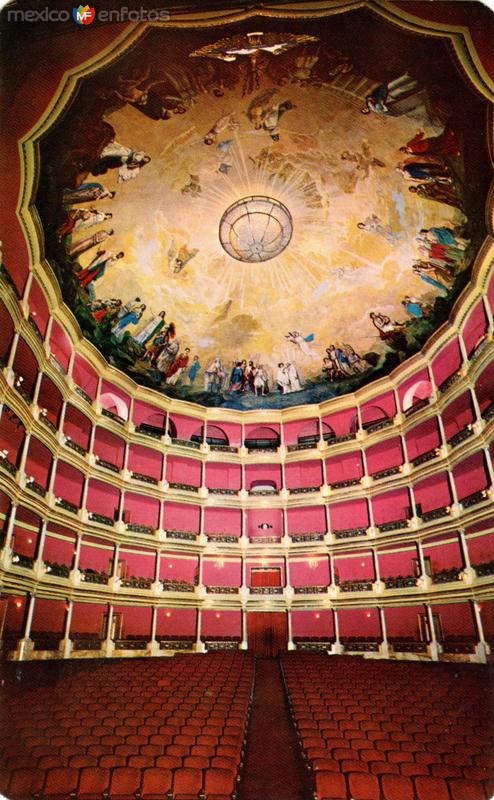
xmin=366 ymin=612 xmax=371 ymax=618
xmin=481 ymin=490 xmax=488 ymax=498
xmin=41 ymin=408 xmax=47 ymax=416
xmin=15 ymin=600 xmax=22 ymax=608
xmin=66 ymin=435 xmax=71 ymax=441
xmin=315 ymin=613 xmax=320 ymax=619
xmin=12 ymin=555 xmax=20 ymax=563
xmin=27 ymin=538 xmax=32 ymax=544
xmin=31 ymin=311 xmax=37 ymax=317
xmin=165 ymin=611 xmax=171 ymax=617
xmin=215 ymin=613 xmax=221 ymax=619
xmin=445 ymin=505 xmax=451 ymax=514
xmin=360 ymin=561 xmax=366 ymax=567
xmin=44 ymin=565 xmax=52 ymax=574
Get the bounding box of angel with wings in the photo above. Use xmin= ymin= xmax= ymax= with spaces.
xmin=167 ymin=240 xmax=199 ymax=274
xmin=285 ymin=331 xmax=318 ymax=358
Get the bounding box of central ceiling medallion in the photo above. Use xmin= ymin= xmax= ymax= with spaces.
xmin=219 ymin=195 xmax=293 ymax=263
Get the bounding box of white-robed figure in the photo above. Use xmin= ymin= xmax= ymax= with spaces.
xmin=276 ymin=363 xmax=291 ymax=394
xmin=97 ymin=141 xmax=151 ymax=182
xmin=286 ymin=362 xmax=302 ymax=391
xmin=133 ymin=311 xmax=166 ymax=346
xmin=286 ymin=331 xmax=317 ymax=358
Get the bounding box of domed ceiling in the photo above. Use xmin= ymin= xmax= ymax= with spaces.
xmin=36 ymin=6 xmax=492 ymax=409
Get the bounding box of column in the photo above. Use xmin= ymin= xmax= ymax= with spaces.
xmin=17 ymin=432 xmax=31 ymax=477
xmin=426 ymin=364 xmax=438 ymax=397
xmin=483 ymin=447 xmax=494 ymax=487
xmin=71 ymin=534 xmax=82 ymax=573
xmin=379 ymin=607 xmax=389 ymax=657
xmin=18 ymin=594 xmax=36 ymax=659
xmin=280 ymin=460 xmax=286 ymax=493
xmin=332 ymin=608 xmax=343 ymax=654
xmin=61 ymin=600 xmax=73 ymax=658
xmin=43 ymin=316 xmax=54 ymax=352
xmin=446 ymin=469 xmax=460 ymax=510
xmin=469 ymin=385 xmax=482 ymax=424
xmin=324 ymin=504 xmax=332 ymax=542
xmin=241 ymin=509 xmax=248 ymax=545
xmin=34 ymin=521 xmax=48 ymax=569
xmin=195 ymin=609 xmax=204 ymax=652
xmin=199 ymin=506 xmax=205 ymax=539
xmin=111 ymin=543 xmax=120 ymax=579
xmin=47 ymin=456 xmax=58 ymax=498
xmin=240 ymin=608 xmax=248 ymax=650
xmin=95 ymin=376 xmax=103 ymax=410
xmin=241 ymin=555 xmax=247 ymax=590
xmin=318 ymin=417 xmax=324 ymax=444
xmin=329 ymin=554 xmax=336 ymax=588
xmin=6 ymin=332 xmax=20 ymax=371
xmin=282 ymin=507 xmax=289 ymax=544
xmin=197 ymin=553 xmax=204 ymax=587
xmin=88 ymin=424 xmax=97 ymax=460
xmin=117 ymin=490 xmax=125 ymax=526
xmin=471 ymin=601 xmax=488 ymax=662
xmin=31 ymin=371 xmax=43 ymax=409
xmin=458 ymin=529 xmax=476 ymax=583
xmin=287 ymin=609 xmax=294 ymax=650
xmin=203 ymin=421 xmax=208 ymax=444
xmin=366 ymin=498 xmax=376 ymax=534
xmin=58 ymin=400 xmax=68 ymax=436
xmin=372 ymin=548 xmax=381 ymax=582
xmin=67 ymin=350 xmax=76 ymax=381
xmin=356 ymin=404 xmax=363 ymax=434
xmin=321 ymin=455 xmax=328 ymax=488
xmin=149 ymin=606 xmax=159 ymax=655
xmin=436 ymin=414 xmax=447 ymax=450
xmin=122 ymin=442 xmax=130 ymax=473
xmin=164 ymin=411 xmax=170 ymax=439
xmin=426 ymin=604 xmax=440 ymax=661
xmin=361 ymin=447 xmax=369 ymax=482
xmin=241 ymin=463 xmax=246 ymax=493
xmin=104 ymin=604 xmax=114 ymax=650
xmin=1 ymin=504 xmax=17 ymax=555
xmin=416 ymin=540 xmax=428 ymax=581
xmin=22 ymin=271 xmax=34 ymax=309
xmin=154 ymin=551 xmax=161 ymax=583
xmin=284 ymin=556 xmax=290 ymax=589
xmin=81 ymin=477 xmax=90 ymax=515
xmin=458 ymin=334 xmax=469 ymax=370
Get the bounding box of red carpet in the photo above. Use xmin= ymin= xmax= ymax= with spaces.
xmin=239 ymin=658 xmax=310 ymax=800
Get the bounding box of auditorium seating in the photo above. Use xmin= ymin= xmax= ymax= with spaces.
xmin=1 ymin=652 xmax=253 ymax=798
xmin=282 ymin=653 xmax=493 ymax=800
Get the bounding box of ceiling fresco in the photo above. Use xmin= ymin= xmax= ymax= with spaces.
xmin=36 ymin=8 xmax=492 ymax=409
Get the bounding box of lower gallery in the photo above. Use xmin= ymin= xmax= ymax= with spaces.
xmin=1 ymin=0 xmax=494 ymax=798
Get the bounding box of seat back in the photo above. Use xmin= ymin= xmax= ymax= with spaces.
xmin=173 ymin=767 xmax=203 ymax=795
xmin=315 ymin=771 xmax=346 ymax=800
xmin=78 ymin=766 xmax=110 ymax=797
xmin=204 ymin=768 xmax=236 ymax=796
xmin=43 ymin=767 xmax=79 ymax=797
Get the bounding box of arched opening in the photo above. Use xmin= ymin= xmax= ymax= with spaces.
xmin=402 ymin=381 xmax=433 ymax=411
xmin=244 ymin=426 xmax=280 ymax=451
xmin=99 ymin=392 xmax=129 ymax=421
xmin=191 ymin=425 xmax=229 ymax=445
xmin=297 ymin=421 xmax=335 ymax=446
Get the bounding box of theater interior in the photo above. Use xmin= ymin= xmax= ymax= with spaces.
xmin=1 ymin=0 xmax=494 ymax=798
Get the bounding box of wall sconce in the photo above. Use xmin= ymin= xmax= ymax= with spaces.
xmin=14 ymin=376 xmax=24 ymax=387
xmin=15 ymin=600 xmax=22 ymax=608
xmin=215 ymin=613 xmax=221 ymax=619
xmin=366 ymin=612 xmax=372 ymax=618
xmin=258 ymin=523 xmax=272 ymax=530
xmin=27 ymin=538 xmax=32 ymax=545
xmin=215 ymin=559 xmax=225 ymax=569
xmin=168 ymin=563 xmax=173 ymax=569
xmin=315 ymin=613 xmax=320 ymax=619
xmin=308 ymin=559 xmax=319 ymax=570
xmin=360 ymin=561 xmax=366 ymax=568
xmin=165 ymin=611 xmax=171 ymax=617
xmin=26 ymin=476 xmax=35 ymax=485
xmin=12 ymin=555 xmax=20 ymax=563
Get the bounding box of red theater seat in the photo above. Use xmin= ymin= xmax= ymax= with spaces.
xmin=42 ymin=767 xmax=79 ymax=799
xmin=109 ymin=766 xmax=142 ymax=799
xmin=449 ymin=779 xmax=487 ymax=800
xmin=314 ymin=771 xmax=347 ymax=799
xmin=381 ymin=774 xmax=414 ymax=800
xmin=203 ymin=767 xmax=236 ymax=799
xmin=78 ymin=767 xmax=111 ymax=800
xmin=7 ymin=768 xmax=45 ymax=799
xmin=415 ymin=776 xmax=451 ymax=800
xmin=141 ymin=767 xmax=173 ymax=800
xmin=348 ymin=772 xmax=380 ymax=800
xmin=173 ymin=766 xmax=204 ymax=799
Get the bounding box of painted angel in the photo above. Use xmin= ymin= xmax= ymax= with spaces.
xmin=285 ymin=331 xmax=317 ymax=358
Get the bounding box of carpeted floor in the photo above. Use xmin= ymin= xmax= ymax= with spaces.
xmin=239 ymin=658 xmax=310 ymax=800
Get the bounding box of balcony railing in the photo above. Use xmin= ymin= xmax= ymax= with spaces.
xmin=473 ymin=560 xmax=494 ymax=577
xmin=461 ymin=490 xmax=488 ymax=509
xmin=365 ymin=418 xmax=393 ymax=434
xmin=101 ymin=408 xmax=125 ymax=425
xmin=210 ymin=444 xmax=238 ymax=453
xmin=126 ymin=523 xmax=153 ymax=535
xmin=340 ymin=579 xmax=374 ymax=593
xmin=293 ymin=586 xmax=327 ymax=594
xmin=342 ymin=640 xmax=380 ymax=652
xmin=439 ymin=372 xmax=461 ymax=393
xmin=390 ymin=640 xmax=427 ymax=653
xmin=159 ymin=639 xmax=195 ymax=651
xmin=39 ymin=415 xmax=57 ymax=435
xmin=206 ymin=586 xmax=239 ymax=594
xmin=334 ymin=527 xmax=367 ymax=540
xmin=422 ymin=506 xmax=449 ymax=523
xmin=165 ymin=530 xmax=197 ymax=542
xmin=168 ymin=482 xmax=199 ymax=493
xmin=372 ymin=466 xmax=401 ymax=481
xmin=482 ymin=401 xmax=494 ymax=422
xmin=206 ymin=534 xmax=238 ymax=543
xmin=65 ymin=438 xmax=87 ymax=456
xmin=114 ymin=639 xmax=148 ymax=650
xmin=291 ymin=533 xmax=324 ymax=543
xmin=12 ymin=553 xmax=34 ymax=569
xmin=26 ymin=479 xmax=46 ymax=498
xmin=55 ymin=498 xmax=79 ymax=514
xmin=378 ymin=519 xmax=408 ymax=533
xmin=88 ymin=512 xmax=114 ymax=527
xmin=412 ymin=449 xmax=438 ymax=467
xmin=290 ymin=485 xmax=320 ymax=494
xmin=136 ymin=424 xmax=163 ymax=440
xmin=72 ymin=639 xmax=102 ymax=651
xmin=81 ymin=569 xmax=109 ymax=585
xmin=162 ymin=580 xmax=195 ymax=593
xmin=384 ymin=575 xmax=417 ymax=589
xmin=331 ymin=478 xmax=361 ymax=490
xmin=447 ymin=426 xmax=474 ymax=448
xmin=95 ymin=457 xmax=120 ymax=474
xmin=209 ymin=487 xmax=239 ymax=495
xmin=432 ymin=567 xmax=462 ymax=584
xmin=171 ymin=438 xmax=200 ymax=450
xmin=0 ymin=457 xmax=17 ymax=476
xmin=131 ymin=472 xmax=159 ymax=486
xmin=249 ymin=536 xmax=281 ymax=544
xmin=45 ymin=560 xmax=70 ymax=578
xmin=250 ymin=586 xmax=283 ymax=595
xmin=404 ymin=399 xmax=429 ymax=417
xmin=121 ymin=576 xmax=152 ymax=589
xmin=75 ymin=386 xmax=93 ymax=405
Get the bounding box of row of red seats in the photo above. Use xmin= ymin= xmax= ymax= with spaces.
xmin=3 ymin=765 xmax=236 ymax=800
xmin=282 ymin=654 xmax=492 ymax=800
xmin=314 ymin=770 xmax=494 ymax=800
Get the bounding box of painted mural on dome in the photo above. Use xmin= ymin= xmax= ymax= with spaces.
xmin=36 ymin=9 xmax=491 ymax=409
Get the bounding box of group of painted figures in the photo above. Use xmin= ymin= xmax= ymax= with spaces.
xmin=54 ymin=38 xmax=471 ymax=401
